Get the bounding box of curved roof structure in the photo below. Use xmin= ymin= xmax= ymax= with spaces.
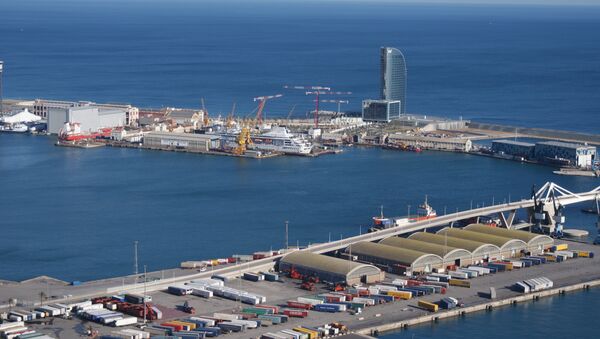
xmin=437 ymin=228 xmax=527 ymax=251
xmin=280 ymin=251 xmax=380 ymax=279
xmin=464 ymin=224 xmax=554 ymax=248
xmin=408 ymin=231 xmax=500 ymax=256
xmin=348 ymin=241 xmax=442 ymax=268
xmin=379 ymin=236 xmax=472 ymax=261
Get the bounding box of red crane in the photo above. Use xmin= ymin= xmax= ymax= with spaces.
xmin=306 ymin=90 xmax=352 ymax=128
xmin=283 ymin=85 xmax=331 ymax=128
xmin=253 ymin=94 xmax=283 ymax=125
xmin=313 ymin=99 xmax=350 ymax=115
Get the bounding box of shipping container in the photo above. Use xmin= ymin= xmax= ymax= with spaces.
xmin=418 ymin=300 xmax=439 ymax=312
xmin=293 ymin=327 xmax=318 ymax=339
xmin=286 ymin=301 xmax=312 ymax=310
xmin=387 ymin=290 xmax=412 ymax=300
xmin=168 ymin=285 xmax=193 ymax=296
xmin=551 ymin=244 xmax=569 ymax=252
xmin=281 ymin=309 xmax=307 ymax=319
xmin=113 ymin=316 xmax=138 ymax=327
xmin=449 ymin=279 xmax=471 ymax=288
xmin=217 ymin=321 xmax=246 ymax=332
xmin=193 ymin=327 xmax=221 ymax=337
xmin=448 ymin=271 xmax=469 ymax=280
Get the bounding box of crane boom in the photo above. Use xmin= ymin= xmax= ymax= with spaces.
xmin=253 ymin=94 xmax=283 ymax=125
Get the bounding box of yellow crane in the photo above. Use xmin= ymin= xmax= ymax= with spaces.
xmin=233 ymin=126 xmax=252 ymax=155
xmin=201 ymin=98 xmax=210 ymax=126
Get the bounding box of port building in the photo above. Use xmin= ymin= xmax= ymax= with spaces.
xmin=408 ymin=232 xmax=500 ymax=264
xmin=534 ymin=141 xmax=596 ymax=168
xmin=279 ymin=251 xmax=384 ymax=285
xmin=387 ymin=134 xmax=472 ymax=152
xmin=47 ymin=106 xmax=126 ymax=134
xmin=463 ymin=224 xmax=553 ymax=253
xmin=346 ymin=241 xmax=443 ymax=274
xmin=33 ymin=99 xmax=139 ymax=125
xmin=362 ymin=100 xmax=401 ymax=123
xmin=437 ymin=228 xmax=527 ymax=258
xmin=491 ymin=140 xmax=535 ymax=159
xmin=379 ymin=236 xmax=472 ymax=267
xmin=143 ymin=132 xmax=220 ymax=152
xmin=380 ymin=47 xmax=407 ymax=114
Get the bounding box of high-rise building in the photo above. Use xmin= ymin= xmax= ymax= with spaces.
xmin=380 ymin=47 xmax=407 ymax=114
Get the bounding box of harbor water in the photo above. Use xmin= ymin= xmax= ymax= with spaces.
xmin=0 ymin=0 xmax=599 ymax=132
xmin=1 ymin=132 xmax=598 ymax=282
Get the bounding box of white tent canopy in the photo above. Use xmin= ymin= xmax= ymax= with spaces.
xmin=0 ymin=109 xmax=41 ymax=124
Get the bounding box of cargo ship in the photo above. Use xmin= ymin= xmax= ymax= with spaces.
xmin=58 ymin=122 xmax=112 ymax=141
xmin=369 ymin=196 xmax=437 ymax=232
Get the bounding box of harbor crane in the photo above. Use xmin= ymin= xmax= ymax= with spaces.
xmin=283 ymin=85 xmax=331 ymax=128
xmin=313 ymin=99 xmax=349 ymax=115
xmin=201 ymin=98 xmax=210 ymax=126
xmin=253 ymin=94 xmax=283 ymax=126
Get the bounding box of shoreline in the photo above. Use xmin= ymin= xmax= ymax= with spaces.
xmin=356 ymin=279 xmax=600 ymax=337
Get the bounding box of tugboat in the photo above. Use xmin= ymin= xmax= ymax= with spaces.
xmin=369 ymin=196 xmax=437 ymax=232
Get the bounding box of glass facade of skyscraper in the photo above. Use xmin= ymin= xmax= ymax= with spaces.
xmin=380 ymin=47 xmax=407 ymax=114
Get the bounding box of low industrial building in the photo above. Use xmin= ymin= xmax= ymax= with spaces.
xmin=32 ymin=99 xmax=139 ymax=125
xmin=534 ymin=141 xmax=596 ymax=168
xmin=379 ymin=236 xmax=472 ymax=267
xmin=279 ymin=251 xmax=384 ymax=285
xmin=464 ymin=224 xmax=553 ymax=254
xmin=143 ymin=132 xmax=220 ymax=152
xmin=387 ymin=134 xmax=472 ymax=152
xmin=491 ymin=140 xmax=536 ymax=159
xmin=346 ymin=241 xmax=443 ymax=274
xmin=408 ymin=232 xmax=500 ymax=264
xmin=47 ymin=106 xmax=126 ymax=134
xmin=166 ymin=108 xmax=204 ymax=128
xmin=362 ymin=100 xmax=401 ymax=123
xmin=437 ymin=228 xmax=527 ymax=258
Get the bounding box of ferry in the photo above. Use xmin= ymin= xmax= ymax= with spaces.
xmin=370 ymin=196 xmax=437 ymax=232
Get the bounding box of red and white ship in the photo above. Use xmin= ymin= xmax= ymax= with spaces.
xmin=371 ymin=196 xmax=437 ymax=231
xmin=58 ymin=122 xmax=112 ymax=141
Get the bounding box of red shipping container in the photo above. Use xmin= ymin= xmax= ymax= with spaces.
xmin=286 ymin=301 xmax=312 ymax=310
xmin=161 ymin=323 xmax=183 ymax=332
xmin=227 ymin=257 xmax=237 ymax=263
xmin=283 ymin=310 xmax=308 ymax=318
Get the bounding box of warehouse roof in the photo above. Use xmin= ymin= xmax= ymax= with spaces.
xmin=347 ymin=241 xmax=442 ymax=268
xmin=379 ymin=236 xmax=472 ymax=261
xmin=280 ymin=251 xmax=381 ymax=278
xmin=437 ymin=228 xmax=527 ymax=251
xmin=464 ymin=224 xmax=553 ymax=248
xmin=408 ymin=231 xmax=500 ymax=256
xmin=536 ymin=140 xmax=593 ymax=150
xmin=492 ymin=140 xmax=535 ymax=147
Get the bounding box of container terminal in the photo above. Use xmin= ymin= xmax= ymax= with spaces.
xmin=1 ymin=183 xmax=600 ymax=339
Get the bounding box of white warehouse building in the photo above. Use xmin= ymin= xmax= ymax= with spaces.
xmin=47 ymin=106 xmax=126 ymax=134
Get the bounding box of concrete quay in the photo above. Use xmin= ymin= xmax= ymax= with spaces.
xmin=5 ymin=240 xmax=599 ymax=339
